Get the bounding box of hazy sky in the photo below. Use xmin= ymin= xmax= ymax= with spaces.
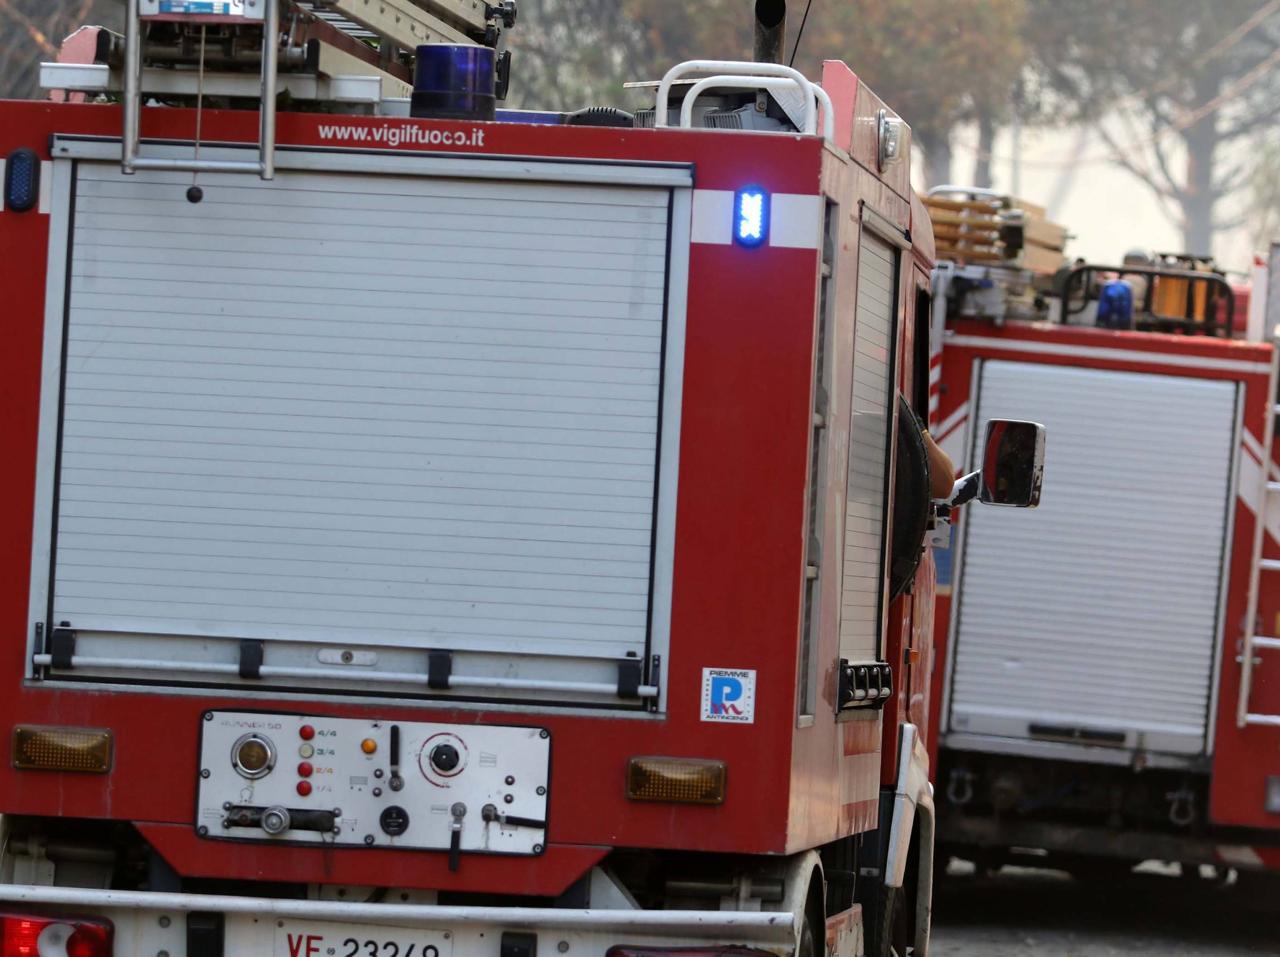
xmin=924 ymin=117 xmax=1260 ymax=278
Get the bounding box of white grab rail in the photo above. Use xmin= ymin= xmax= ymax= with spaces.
xmin=655 ymin=59 xmax=832 ymax=142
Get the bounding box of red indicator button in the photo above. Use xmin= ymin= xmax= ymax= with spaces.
xmin=297 ymin=761 xmax=314 ymax=778
xmin=299 ymin=724 xmax=315 ymax=741
xmin=296 ymin=780 xmax=313 ymax=797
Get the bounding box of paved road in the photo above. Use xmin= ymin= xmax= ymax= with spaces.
xmin=930 ymin=864 xmax=1278 ymax=955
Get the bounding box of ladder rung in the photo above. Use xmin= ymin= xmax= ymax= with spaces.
xmin=1268 ymin=481 xmax=1280 ymax=494
xmin=1253 ymin=636 xmax=1280 ymax=651
xmin=1263 ymin=558 xmax=1280 ymax=573
xmin=304 ymin=0 xmax=472 ymax=48
xmin=1245 ymin=713 xmax=1280 ymax=727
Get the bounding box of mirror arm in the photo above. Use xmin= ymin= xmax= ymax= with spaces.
xmin=944 ymin=471 xmax=981 ymax=507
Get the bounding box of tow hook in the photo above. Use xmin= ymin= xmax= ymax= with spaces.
xmin=1166 ymin=786 xmax=1196 ymax=828
xmin=946 ymin=768 xmax=975 ymax=807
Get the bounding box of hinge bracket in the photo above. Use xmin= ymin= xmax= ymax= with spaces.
xmin=648 ymin=655 xmax=662 ymax=712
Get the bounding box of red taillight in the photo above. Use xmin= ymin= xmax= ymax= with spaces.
xmin=0 ymin=913 xmax=113 ymax=957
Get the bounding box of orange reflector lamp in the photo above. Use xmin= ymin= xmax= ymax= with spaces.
xmin=361 ymin=738 xmax=378 ymax=754
xmin=626 ymin=756 xmax=726 ymax=805
xmin=12 ymin=726 xmax=113 ymax=774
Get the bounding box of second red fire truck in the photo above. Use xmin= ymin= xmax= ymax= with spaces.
xmin=927 ymin=192 xmax=1280 ymax=883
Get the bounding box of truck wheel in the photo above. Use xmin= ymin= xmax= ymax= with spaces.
xmin=889 ymin=395 xmax=931 ymax=600
xmin=797 ymin=909 xmax=818 ymax=957
xmin=868 ymin=884 xmax=912 ymax=957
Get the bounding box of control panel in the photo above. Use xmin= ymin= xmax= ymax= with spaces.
xmin=196 ymin=712 xmax=550 ymax=861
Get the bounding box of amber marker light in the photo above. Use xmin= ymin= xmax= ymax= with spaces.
xmin=626 ymin=757 xmax=726 ymax=805
xmin=12 ymin=726 xmax=113 ymax=774
xmin=361 ymin=738 xmax=378 ymax=755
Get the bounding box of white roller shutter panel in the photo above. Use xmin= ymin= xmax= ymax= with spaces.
xmin=949 ymin=360 xmax=1237 ymax=755
xmin=50 ymin=165 xmax=671 ymax=665
xmin=839 ymin=233 xmax=896 ymax=663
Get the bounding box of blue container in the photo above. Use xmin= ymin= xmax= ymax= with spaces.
xmin=412 ymin=44 xmax=496 ymax=121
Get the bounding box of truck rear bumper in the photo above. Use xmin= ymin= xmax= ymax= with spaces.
xmin=940 ymin=813 xmax=1280 ymax=872
xmin=0 ymin=883 xmax=800 ymax=957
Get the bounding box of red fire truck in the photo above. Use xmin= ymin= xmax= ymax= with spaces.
xmin=0 ymin=3 xmax=1045 ymax=955
xmin=928 ymin=205 xmax=1280 ymax=880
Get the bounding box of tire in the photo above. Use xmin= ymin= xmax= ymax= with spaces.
xmin=796 ymin=909 xmax=818 ymax=957
xmin=868 ymin=883 xmax=912 ymax=957
xmin=889 ymin=395 xmax=931 ymax=601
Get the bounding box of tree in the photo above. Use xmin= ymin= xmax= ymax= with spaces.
xmin=0 ymin=1 xmax=121 ymax=100
xmin=510 ymin=0 xmax=1029 ymax=187
xmin=794 ymin=0 xmax=1028 ymax=188
xmin=1245 ymin=136 xmax=1280 ymax=251
xmin=506 ymin=0 xmax=648 ymax=110
xmin=1023 ymin=0 xmax=1280 ymax=255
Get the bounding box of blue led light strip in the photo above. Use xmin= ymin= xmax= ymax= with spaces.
xmin=734 ymin=187 xmax=769 ymax=247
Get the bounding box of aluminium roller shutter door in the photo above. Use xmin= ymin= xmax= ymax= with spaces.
xmin=50 ymin=164 xmax=672 ymax=665
xmin=949 ymin=360 xmax=1237 ymax=755
xmin=839 ymin=232 xmax=897 ymax=663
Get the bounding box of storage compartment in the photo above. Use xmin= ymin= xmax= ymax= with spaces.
xmin=31 ymin=159 xmax=689 ymax=707
xmin=948 ymin=360 xmax=1238 ymax=756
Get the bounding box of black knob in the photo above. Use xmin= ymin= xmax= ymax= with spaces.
xmin=430 ymin=743 xmax=460 ymax=773
xmin=379 ymin=805 xmax=410 ymax=836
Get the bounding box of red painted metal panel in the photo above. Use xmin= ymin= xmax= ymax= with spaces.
xmin=0 ymin=98 xmax=867 ymax=889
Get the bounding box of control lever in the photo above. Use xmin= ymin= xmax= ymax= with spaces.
xmin=481 ymin=803 xmax=547 ymax=830
xmin=389 ymin=724 xmax=403 ymax=792
xmin=221 ymin=804 xmax=337 ymax=834
xmin=449 ymin=802 xmax=466 ymax=872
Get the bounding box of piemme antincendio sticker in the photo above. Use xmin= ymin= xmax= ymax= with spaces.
xmin=701 ymin=668 xmax=756 ymax=723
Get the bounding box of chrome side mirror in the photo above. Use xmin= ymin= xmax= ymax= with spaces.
xmin=947 ymin=419 xmax=1046 ymax=508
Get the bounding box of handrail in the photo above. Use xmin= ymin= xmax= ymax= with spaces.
xmin=1060 ymin=263 xmax=1235 ymax=337
xmin=655 ymin=58 xmax=831 ymax=142
xmin=678 ymin=75 xmax=833 ymax=139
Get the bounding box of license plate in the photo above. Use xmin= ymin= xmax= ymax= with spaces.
xmin=274 ymin=919 xmax=452 ymax=957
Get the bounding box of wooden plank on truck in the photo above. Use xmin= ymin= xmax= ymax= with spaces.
xmin=1024 ymin=218 xmax=1067 ymax=249
xmin=923 ymin=196 xmax=1000 ymax=214
xmin=928 ymin=209 xmax=1000 ymax=228
xmin=933 ymin=224 xmax=1000 ymax=243
xmin=1016 ymin=243 xmax=1068 ymax=274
